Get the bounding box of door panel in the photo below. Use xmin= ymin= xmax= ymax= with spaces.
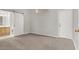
xmin=14 ymin=13 xmax=24 ymax=36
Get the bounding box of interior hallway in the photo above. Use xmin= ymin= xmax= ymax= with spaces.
xmin=0 ymin=34 xmax=75 ymax=50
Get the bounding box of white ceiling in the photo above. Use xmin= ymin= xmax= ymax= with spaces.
xmin=2 ymin=9 xmax=27 ymax=14
xmin=1 ymin=9 xmax=66 ymax=14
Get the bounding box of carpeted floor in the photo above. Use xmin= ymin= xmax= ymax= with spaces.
xmin=0 ymin=34 xmax=75 ymax=50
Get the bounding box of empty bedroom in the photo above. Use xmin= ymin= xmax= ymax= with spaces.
xmin=0 ymin=9 xmax=78 ymax=50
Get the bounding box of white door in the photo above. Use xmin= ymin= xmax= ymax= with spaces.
xmin=13 ymin=13 xmax=24 ymax=36
xmin=58 ymin=10 xmax=73 ymax=39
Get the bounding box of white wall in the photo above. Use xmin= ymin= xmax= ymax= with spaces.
xmin=58 ymin=10 xmax=73 ymax=39
xmin=73 ymin=9 xmax=78 ymax=49
xmin=73 ymin=9 xmax=79 ymax=49
xmin=24 ymin=10 xmax=31 ymax=34
xmin=30 ymin=9 xmax=59 ymax=37
xmin=30 ymin=9 xmax=73 ymax=39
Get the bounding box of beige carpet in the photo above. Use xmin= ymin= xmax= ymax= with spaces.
xmin=0 ymin=34 xmax=75 ymax=50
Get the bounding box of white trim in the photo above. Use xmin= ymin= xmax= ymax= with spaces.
xmin=73 ymin=40 xmax=77 ymax=50
xmin=30 ymin=32 xmax=73 ymax=39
